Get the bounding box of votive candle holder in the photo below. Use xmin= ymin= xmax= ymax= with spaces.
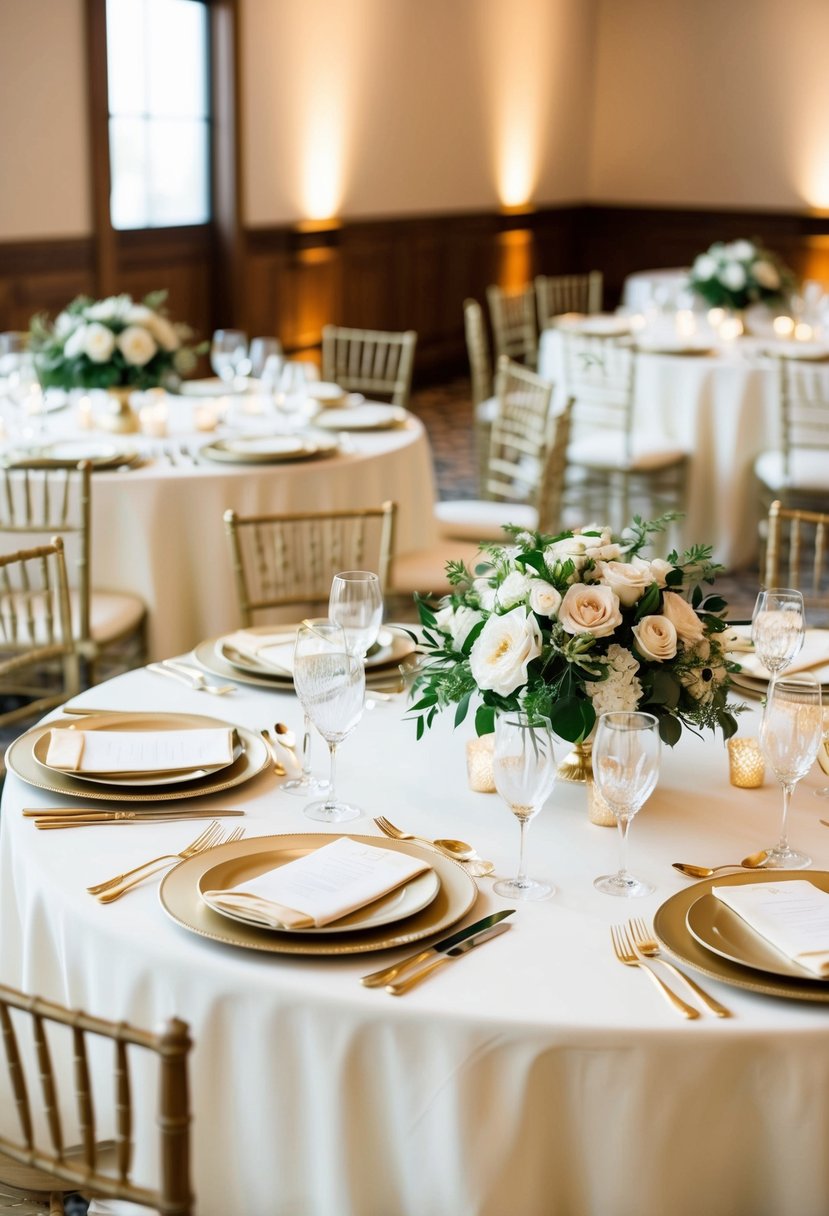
xmin=466 ymin=735 xmax=496 ymax=792
xmin=727 ymin=737 xmax=765 ymax=789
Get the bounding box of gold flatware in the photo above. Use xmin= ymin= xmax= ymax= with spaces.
xmin=24 ymin=806 xmax=246 ymax=817
xmin=93 ymin=825 xmax=245 ymax=903
xmin=31 ymin=810 xmax=245 ymax=829
xmin=87 ymin=821 xmax=224 ymax=895
xmin=361 ymin=910 xmax=515 ymax=988
xmin=259 ymin=730 xmax=287 ymax=776
xmin=373 ymin=816 xmax=476 ymax=861
xmin=385 ymin=919 xmax=512 ymax=995
xmin=149 ymin=661 xmax=236 ymax=696
xmin=610 ymin=924 xmax=700 ymax=1019
xmin=627 ymin=917 xmax=731 ymax=1018
xmin=672 ymin=850 xmax=770 ymax=879
xmin=274 ymin=722 xmax=297 ymax=752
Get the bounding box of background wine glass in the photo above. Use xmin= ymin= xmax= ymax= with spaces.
xmin=292 ymin=619 xmax=365 ymax=823
xmin=211 ymin=329 xmax=249 ymax=387
xmin=328 ymin=571 xmax=384 ymax=660
xmin=593 ymin=711 xmax=660 ymax=898
xmin=248 ymin=337 xmax=282 ymax=380
xmin=751 ymin=589 xmax=805 ymax=686
xmin=492 ymin=713 xmax=557 ymax=901
xmin=815 ymin=708 xmax=829 ymax=798
xmin=759 ymin=673 xmax=823 ymax=868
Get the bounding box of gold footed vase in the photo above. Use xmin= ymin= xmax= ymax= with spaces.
xmin=98 ymin=386 xmax=139 ymax=434
xmin=556 ymin=740 xmax=593 ymax=783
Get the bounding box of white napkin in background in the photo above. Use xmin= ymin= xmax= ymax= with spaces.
xmin=712 ymin=879 xmax=829 ymax=977
xmin=222 ymin=629 xmax=295 ymax=674
xmin=732 ymin=628 xmax=829 ymax=681
xmin=202 ymin=837 xmax=431 ymax=930
xmin=45 ymin=728 xmax=234 ymax=774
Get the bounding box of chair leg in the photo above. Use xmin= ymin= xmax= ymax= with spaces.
xmin=49 ymin=1192 xmax=65 ymax=1215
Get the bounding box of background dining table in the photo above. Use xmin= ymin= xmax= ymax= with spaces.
xmin=0 ymin=392 xmax=438 ymax=660
xmin=2 ymin=662 xmax=829 ymax=1216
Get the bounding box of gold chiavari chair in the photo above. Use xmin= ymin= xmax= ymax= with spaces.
xmin=535 ymin=271 xmax=604 ymax=328
xmin=321 ymin=326 xmax=417 ymax=408
xmin=765 ymin=501 xmax=829 ymax=625
xmin=485 ymin=284 xmax=538 ymax=369
xmin=0 ymin=985 xmax=192 ymax=1215
xmin=463 ymin=298 xmax=498 ymax=492
xmin=755 ymin=358 xmax=829 ymax=515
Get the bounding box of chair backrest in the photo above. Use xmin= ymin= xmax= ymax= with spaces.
xmin=483 ymin=356 xmax=554 ymax=505
xmin=224 ymin=502 xmax=397 ymax=625
xmin=0 ymin=538 xmax=79 ymax=727
xmin=0 ymin=462 xmax=93 ymax=652
xmin=778 ymin=358 xmax=829 ymax=480
xmin=485 ymin=284 xmax=538 ymax=367
xmin=321 ymin=326 xmax=417 ymax=408
xmin=765 ymin=500 xmax=829 ymax=624
xmin=561 ymin=333 xmax=636 ymax=459
xmin=0 ymin=986 xmax=192 ymax=1215
xmin=535 ymin=271 xmax=603 ymax=327
xmin=463 ymin=298 xmax=493 ymax=407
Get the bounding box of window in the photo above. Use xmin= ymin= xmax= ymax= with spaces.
xmin=106 ymin=0 xmax=211 ymax=229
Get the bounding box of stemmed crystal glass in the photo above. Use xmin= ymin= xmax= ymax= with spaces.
xmin=248 ymin=337 xmax=282 ymax=380
xmin=329 ymin=572 xmax=384 ymax=661
xmin=593 ymin=711 xmax=660 ymax=898
xmin=211 ymin=329 xmax=249 ymax=386
xmin=815 ymin=709 xmax=829 ymax=798
xmin=759 ymin=674 xmax=823 ymax=868
xmin=492 ymin=713 xmax=557 ymax=901
xmin=292 ymin=620 xmax=365 ymax=823
xmin=751 ymin=589 xmax=805 ymax=689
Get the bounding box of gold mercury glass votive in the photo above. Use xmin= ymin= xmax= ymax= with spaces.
xmin=727 ymin=737 xmax=765 ymax=788
xmin=587 ymin=780 xmax=617 ymax=827
xmin=466 ymin=735 xmax=496 ymax=792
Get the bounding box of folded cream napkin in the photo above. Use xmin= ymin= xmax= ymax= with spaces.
xmin=735 ymin=627 xmax=829 ymax=681
xmin=45 ymin=728 xmax=235 ymax=775
xmin=202 ymin=837 xmax=431 ymax=930
xmin=712 ymin=879 xmax=829 ymax=977
xmin=223 ymin=629 xmax=295 ymax=674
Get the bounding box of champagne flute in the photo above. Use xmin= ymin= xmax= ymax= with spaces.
xmin=492 ymin=713 xmax=557 ymax=901
xmin=292 ymin=620 xmax=365 ymax=823
xmin=211 ymin=329 xmax=249 ymax=387
xmin=328 ymin=571 xmax=383 ymax=660
xmin=759 ymin=674 xmax=822 ymax=868
xmin=751 ymin=589 xmax=805 ymax=688
xmin=593 ymin=711 xmax=660 ymax=898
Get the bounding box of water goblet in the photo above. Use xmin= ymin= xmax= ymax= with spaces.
xmin=815 ymin=708 xmax=829 ymax=798
xmin=292 ymin=620 xmax=365 ymax=823
xmin=329 ymin=571 xmax=384 ymax=661
xmin=211 ymin=329 xmax=249 ymax=387
xmin=592 ymin=711 xmax=660 ymax=898
xmin=759 ymin=673 xmax=822 ymax=868
xmin=751 ymin=589 xmax=805 ymax=687
xmin=248 ymin=337 xmax=282 ymax=380
xmin=492 ymin=713 xmax=557 ymax=901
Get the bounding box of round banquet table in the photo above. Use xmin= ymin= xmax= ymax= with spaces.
xmin=0 ymin=393 xmax=438 ymax=660
xmin=539 ymin=328 xmax=829 ymax=569
xmin=2 ymin=666 xmax=829 ymax=1216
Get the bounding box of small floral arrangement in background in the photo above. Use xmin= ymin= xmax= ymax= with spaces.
xmin=410 ymin=517 xmax=741 ymax=747
xmin=689 ymin=239 xmax=794 ymax=311
xmin=29 ymin=292 xmax=203 ymax=391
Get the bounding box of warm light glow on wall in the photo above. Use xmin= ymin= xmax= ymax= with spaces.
xmin=300 ymin=91 xmax=346 ymax=221
xmin=800 ymin=155 xmax=829 ymax=211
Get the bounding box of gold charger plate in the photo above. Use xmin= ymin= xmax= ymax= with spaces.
xmin=654 ymin=870 xmax=829 ymax=1002
xmin=198 ymin=852 xmax=440 ymax=934
xmin=5 ymin=440 xmax=141 ymax=471
xmin=6 ymin=711 xmax=268 ymax=803
xmin=218 ymin=624 xmax=415 ymax=681
xmin=313 ymin=404 xmax=408 ymax=431
xmin=161 ymin=833 xmax=478 ymax=955
xmin=685 ymin=889 xmax=825 ymax=980
xmin=198 ymin=434 xmax=338 ymax=465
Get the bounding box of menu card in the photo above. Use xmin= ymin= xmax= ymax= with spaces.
xmin=202 ymin=837 xmax=431 ymax=930
xmin=712 ymin=880 xmax=829 ymax=977
xmin=45 ymin=728 xmax=235 ymax=775
xmin=223 ymin=629 xmax=295 ymax=674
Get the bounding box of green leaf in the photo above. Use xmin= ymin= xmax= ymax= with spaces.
xmin=648 ymin=670 xmax=681 ymax=709
xmin=548 ymin=695 xmax=594 ymax=743
xmin=515 ymin=551 xmax=546 ymax=575
xmin=454 ymin=691 xmax=473 ymax=728
xmin=475 ymin=704 xmax=495 ymax=736
xmin=634 ymin=582 xmax=661 ymax=621
xmin=659 ymin=715 xmax=682 ymax=746
xmin=460 ymin=619 xmax=485 ymax=655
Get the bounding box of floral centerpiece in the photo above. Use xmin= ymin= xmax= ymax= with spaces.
xmin=29 ymin=292 xmax=202 ymax=392
xmin=409 ymin=517 xmax=741 ymax=751
xmin=689 ymin=239 xmax=794 ymax=312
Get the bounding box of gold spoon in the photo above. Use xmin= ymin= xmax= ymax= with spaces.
xmin=672 ymin=850 xmax=770 ymax=879
xmin=259 ymin=730 xmax=286 ymax=777
xmin=274 ymin=723 xmax=297 ymax=753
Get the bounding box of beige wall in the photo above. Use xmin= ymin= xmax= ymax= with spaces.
xmin=0 ymin=0 xmax=91 ymax=240
xmin=589 ymin=0 xmax=829 ymax=211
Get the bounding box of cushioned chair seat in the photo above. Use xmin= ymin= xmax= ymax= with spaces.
xmin=754 ymin=449 xmax=829 ymax=493
xmin=0 ymin=589 xmax=145 ymax=648
xmin=435 ymin=499 xmax=538 ymax=541
xmin=390 ymin=541 xmax=490 ymax=596
xmin=568 ymin=434 xmax=687 ymax=472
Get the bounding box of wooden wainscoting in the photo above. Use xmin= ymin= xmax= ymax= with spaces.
xmin=0 ymin=237 xmax=96 ymax=332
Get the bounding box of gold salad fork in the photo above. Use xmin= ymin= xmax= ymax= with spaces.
xmin=627 ymin=918 xmax=732 ymax=1017
xmin=609 ymin=924 xmax=700 ymax=1020
xmin=89 ymin=822 xmax=243 ymax=903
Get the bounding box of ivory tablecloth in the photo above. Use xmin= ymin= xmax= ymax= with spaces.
xmin=2 ymin=667 xmax=829 ymax=1215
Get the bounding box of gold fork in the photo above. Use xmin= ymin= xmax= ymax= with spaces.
xmin=627 ymin=918 xmax=732 ymax=1018
xmin=610 ymin=924 xmax=700 ymax=1019
xmin=89 ymin=823 xmax=238 ymax=902
xmin=374 ymin=816 xmax=472 ymax=861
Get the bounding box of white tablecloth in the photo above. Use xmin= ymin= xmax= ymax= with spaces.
xmin=0 ymin=395 xmax=438 ymax=659
xmin=3 ymin=667 xmax=829 ymax=1215
xmin=621 ymin=267 xmax=691 ymax=312
xmin=539 ymin=329 xmax=829 ymax=568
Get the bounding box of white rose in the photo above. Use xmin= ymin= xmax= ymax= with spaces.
xmin=496 ymin=570 xmax=531 ymax=610
xmin=661 ymin=590 xmax=705 ymax=644
xmin=54 ymin=311 xmax=78 ymax=338
xmin=469 ymin=605 xmax=542 ymax=696
xmin=63 ymin=324 xmax=89 ymax=360
xmin=728 ymin=240 xmax=755 ymax=261
xmin=597 ymin=556 xmax=654 ymax=607
xmin=117 ymin=325 xmax=157 ymax=367
xmin=83 ymin=322 xmax=116 ymax=363
xmin=85 ymin=295 xmax=130 ymax=323
xmin=126 ymin=304 xmax=155 ymax=325
xmin=720 ymin=263 xmax=746 ymax=291
xmin=472 ymin=578 xmax=497 ymax=612
xmin=434 ymin=604 xmax=483 ymax=650
xmin=648 ymin=558 xmax=674 ymax=587
xmin=558 ymin=583 xmax=622 ymax=638
xmin=693 ymin=253 xmax=717 ymax=280
xmin=752 ymin=259 xmax=780 ymax=290
xmin=632 ymin=615 xmax=678 ymax=662
xmin=529 ymin=580 xmax=562 ymax=618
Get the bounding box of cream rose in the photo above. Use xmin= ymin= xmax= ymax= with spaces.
xmin=529 ymin=580 xmax=561 ymax=618
xmin=557 ymin=583 xmax=622 ymax=638
xmin=468 ymin=606 xmax=541 ymax=696
xmin=632 ymin=615 xmax=677 ymax=662
xmin=495 ymin=570 xmax=531 ymax=610
xmin=83 ymin=322 xmax=117 ymax=363
xmin=117 ymin=325 xmax=157 ymax=367
xmin=648 ymin=558 xmax=674 ymax=587
xmin=752 ymin=259 xmax=780 ymax=291
xmin=598 ymin=557 xmax=655 ymax=607
xmin=661 ymin=591 xmax=705 ymax=644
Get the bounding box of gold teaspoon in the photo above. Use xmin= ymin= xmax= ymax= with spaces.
xmin=672 ymin=850 xmax=770 ymax=879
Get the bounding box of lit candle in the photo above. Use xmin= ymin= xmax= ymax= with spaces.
xmin=727 ymin=738 xmax=765 ymax=788
xmin=76 ymin=395 xmax=93 ymax=430
xmin=718 ymin=316 xmax=744 ymax=342
xmin=587 ymin=780 xmax=617 ymax=827
xmin=773 ymin=315 xmax=795 ymax=338
xmin=707 ymin=307 xmax=725 ymax=328
xmin=466 ymin=735 xmax=496 ymax=792
xmin=794 ymin=321 xmax=814 ymax=342
xmin=193 ymin=403 xmax=219 ymax=432
xmin=138 ymin=401 xmax=168 ymax=438
xmin=675 ymin=309 xmax=697 ymax=338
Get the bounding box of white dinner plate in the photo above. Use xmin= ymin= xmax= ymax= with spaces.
xmin=218 ymin=624 xmax=414 ymax=681
xmin=553 ymin=313 xmax=633 ymax=337
xmin=177 ymin=377 xmax=246 ymax=397
xmin=9 ymin=440 xmax=141 ymax=469
xmin=634 ymin=337 xmax=712 ymax=356
xmin=313 ymin=404 xmax=408 ymax=431
xmin=198 ymin=433 xmax=339 ymax=463
xmin=685 ymin=888 xmax=829 ymax=981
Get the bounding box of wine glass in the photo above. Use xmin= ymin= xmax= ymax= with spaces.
xmin=759 ymin=673 xmax=823 ymax=868
xmin=292 ymin=620 xmax=365 ymax=823
xmin=592 ymin=711 xmax=660 ymax=898
xmin=328 ymin=571 xmax=384 ymax=660
xmin=815 ymin=708 xmax=829 ymax=798
xmin=248 ymin=337 xmax=282 ymax=380
xmin=751 ymin=589 xmax=805 ymax=687
xmin=492 ymin=713 xmax=557 ymax=901
xmin=211 ymin=329 xmax=249 ymax=386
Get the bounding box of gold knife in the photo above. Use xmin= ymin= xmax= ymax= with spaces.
xmin=385 ymin=920 xmax=513 ymax=994
xmin=361 ymin=910 xmax=515 ymax=988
